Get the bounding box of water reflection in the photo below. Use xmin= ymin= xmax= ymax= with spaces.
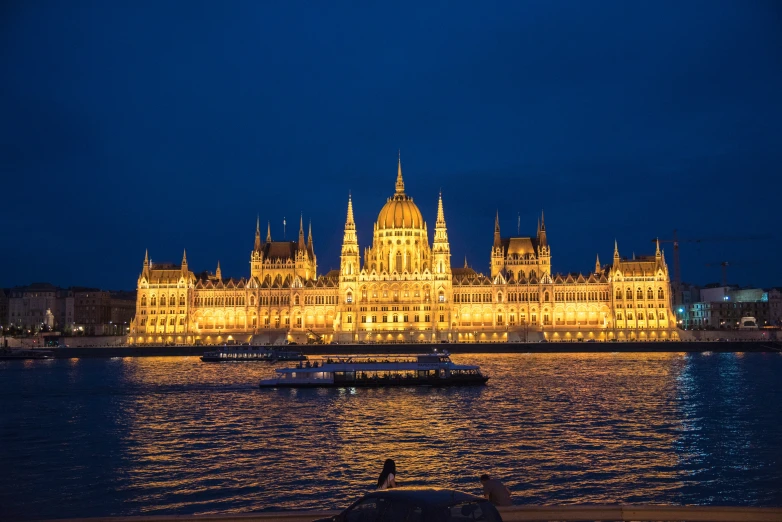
xmin=0 ymin=353 xmax=780 ymax=520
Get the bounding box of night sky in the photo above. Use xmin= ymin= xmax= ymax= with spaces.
xmin=2 ymin=1 xmax=781 ymax=291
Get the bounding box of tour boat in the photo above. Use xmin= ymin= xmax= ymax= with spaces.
xmin=258 ymin=351 xmax=488 ymax=388
xmin=201 ymin=345 xmax=306 ymax=363
xmin=0 ymin=349 xmax=55 ymax=361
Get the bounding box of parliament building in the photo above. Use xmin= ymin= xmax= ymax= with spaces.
xmin=130 ymin=159 xmax=678 ymax=345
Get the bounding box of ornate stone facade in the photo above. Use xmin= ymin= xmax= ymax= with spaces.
xmin=130 ymin=158 xmax=677 ymax=345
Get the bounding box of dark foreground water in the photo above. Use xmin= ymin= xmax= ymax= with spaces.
xmin=1 ymin=353 xmax=781 ymax=520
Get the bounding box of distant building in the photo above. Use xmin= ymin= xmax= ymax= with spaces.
xmin=130 ymin=158 xmax=678 ymax=345
xmin=0 ymin=289 xmax=8 ymax=329
xmin=74 ymin=289 xmax=136 ymax=335
xmin=110 ymin=291 xmax=136 ymax=334
xmin=768 ymin=288 xmax=782 ymax=327
xmin=688 ymin=286 xmax=771 ymax=329
xmin=8 ymin=283 xmax=73 ymax=332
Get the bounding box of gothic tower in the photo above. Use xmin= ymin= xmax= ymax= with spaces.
xmin=432 ymin=191 xmax=452 ymax=279
xmin=250 ymin=216 xmax=263 ymax=282
xmin=491 ymin=212 xmax=504 ymax=277
xmin=536 ymin=210 xmax=551 ymax=276
xmin=340 ymin=193 xmax=360 ymax=281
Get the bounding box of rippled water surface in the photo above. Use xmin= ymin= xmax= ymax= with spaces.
xmin=1 ymin=353 xmax=781 ymax=520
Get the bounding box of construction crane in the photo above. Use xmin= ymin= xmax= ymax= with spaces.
xmin=704 ymin=261 xmax=765 ymax=287
xmin=653 ymin=230 xmax=768 ymax=289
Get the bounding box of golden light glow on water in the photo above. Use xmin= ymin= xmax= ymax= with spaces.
xmin=3 ymin=352 xmax=781 ymax=519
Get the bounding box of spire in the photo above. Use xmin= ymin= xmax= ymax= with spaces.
xmin=266 ymin=221 xmax=272 ymax=243
xmin=307 ymin=220 xmax=313 ymax=248
xmin=144 ymin=249 xmax=149 ymax=266
xmin=215 ymin=260 xmax=222 ymax=280
xmin=254 ymin=215 xmax=262 ymax=251
xmin=464 ymin=256 xmax=468 ymax=268
xmin=493 ymin=211 xmax=501 ymax=248
xmin=433 ymin=191 xmax=450 ymax=252
xmin=182 ymin=249 xmax=187 ymax=266
xmin=395 ymin=151 xmax=405 ymax=195
xmin=614 ymin=239 xmax=619 ymax=258
xmin=595 ymin=253 xmax=600 ymax=273
xmin=298 ymin=213 xmax=306 ymax=250
xmin=345 ymin=192 xmax=355 ymax=227
xmin=540 ymin=209 xmax=545 ymax=231
xmin=436 ymin=190 xmax=445 ymax=225
xmin=656 ymin=238 xmax=661 ymax=257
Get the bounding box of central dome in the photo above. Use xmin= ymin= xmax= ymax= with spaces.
xmin=377 ymin=195 xmax=424 ymax=230
xmin=376 ymin=157 xmax=425 ymax=230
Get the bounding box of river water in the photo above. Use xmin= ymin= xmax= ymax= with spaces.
xmin=1 ymin=353 xmax=781 ymax=520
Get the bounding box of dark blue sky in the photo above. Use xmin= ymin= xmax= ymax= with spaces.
xmin=2 ymin=1 xmax=781 ymax=290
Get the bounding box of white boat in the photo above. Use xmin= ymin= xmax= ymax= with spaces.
xmin=258 ymin=351 xmax=488 ymax=388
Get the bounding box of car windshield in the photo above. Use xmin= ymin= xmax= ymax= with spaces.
xmin=445 ymin=501 xmax=501 ymax=522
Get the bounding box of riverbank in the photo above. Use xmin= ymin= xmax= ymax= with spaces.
xmin=43 ymin=340 xmax=782 ymax=358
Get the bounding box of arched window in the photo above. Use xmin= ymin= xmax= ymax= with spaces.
xmin=179 ymin=295 xmax=185 ymax=306
xmin=530 ymin=269 xmax=536 ymax=278
xmin=626 ymin=288 xmax=632 ymax=300
xmin=658 ymin=287 xmax=665 ymax=299
xmin=544 ymin=291 xmax=550 ymax=301
xmin=518 ymin=270 xmax=524 ymax=280
xmin=647 ymin=288 xmax=654 ymax=300
xmin=346 ymin=292 xmax=353 ymax=304
xmin=294 ymin=295 xmax=299 ymax=305
xmin=250 ymin=295 xmax=255 ymax=306
xmin=636 ymin=287 xmax=643 ymax=300
xmin=497 ymin=292 xmax=503 ymax=303
xmin=438 ymin=291 xmax=445 ymax=303
xmin=141 ymin=295 xmax=147 ymax=306
xmin=395 ymin=252 xmax=402 ymax=273
xmin=161 ymin=295 xmax=167 ymax=306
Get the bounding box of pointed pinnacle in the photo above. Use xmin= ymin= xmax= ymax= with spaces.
xmin=346 ymin=193 xmax=355 ymax=224
xmin=395 ymin=153 xmax=405 ymax=194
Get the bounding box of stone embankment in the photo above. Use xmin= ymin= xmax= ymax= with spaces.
xmin=39 ymin=339 xmax=782 ymax=358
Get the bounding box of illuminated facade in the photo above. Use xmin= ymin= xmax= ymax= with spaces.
xmin=130 ymin=158 xmax=677 ymax=344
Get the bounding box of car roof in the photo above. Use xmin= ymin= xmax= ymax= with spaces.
xmin=363 ymin=488 xmax=484 ymax=506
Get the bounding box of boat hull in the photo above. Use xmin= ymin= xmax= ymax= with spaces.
xmin=259 ymin=376 xmax=489 ymax=388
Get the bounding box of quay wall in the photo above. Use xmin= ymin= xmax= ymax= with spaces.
xmin=48 ymin=505 xmax=782 ymax=522
xmin=43 ymin=340 xmax=782 ymax=358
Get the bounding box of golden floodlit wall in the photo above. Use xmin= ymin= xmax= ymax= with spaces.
xmin=130 ymin=158 xmax=677 ymax=345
